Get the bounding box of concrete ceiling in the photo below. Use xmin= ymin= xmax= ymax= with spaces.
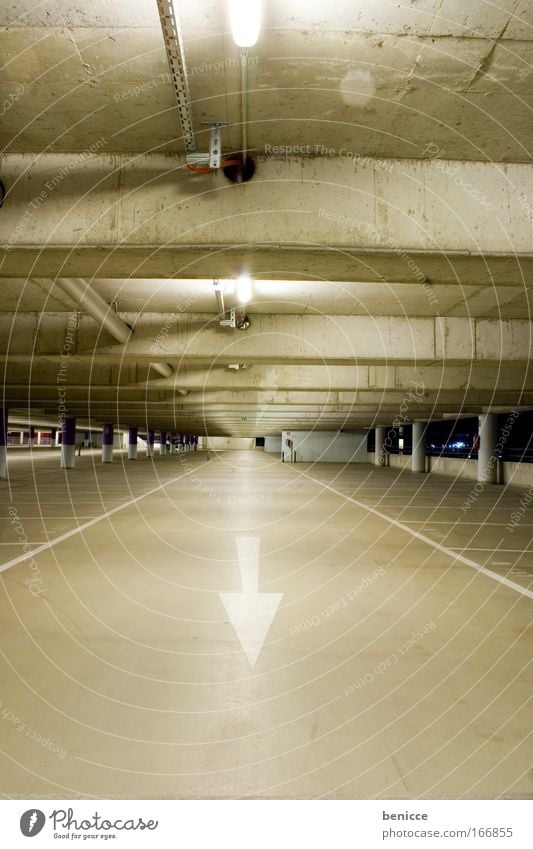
xmin=2 ymin=0 xmax=533 ymax=160
xmin=0 ymin=0 xmax=532 ymax=437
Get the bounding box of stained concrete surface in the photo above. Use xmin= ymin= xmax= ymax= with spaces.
xmin=0 ymin=449 xmax=531 ymax=799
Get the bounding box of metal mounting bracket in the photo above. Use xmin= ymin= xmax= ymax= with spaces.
xmin=187 ymin=122 xmax=230 ymax=169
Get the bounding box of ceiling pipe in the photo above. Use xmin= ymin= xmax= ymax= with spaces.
xmin=148 ymin=361 xmax=174 ymax=379
xmin=30 ymin=245 xmax=533 ymax=260
xmin=222 ymin=49 xmax=255 ymax=183
xmin=241 ymin=48 xmax=249 ymax=165
xmin=53 ymin=278 xmax=183 ymax=387
xmin=55 ymin=277 xmax=131 ymax=343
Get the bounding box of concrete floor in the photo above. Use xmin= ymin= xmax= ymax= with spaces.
xmin=0 ymin=449 xmax=531 ymax=800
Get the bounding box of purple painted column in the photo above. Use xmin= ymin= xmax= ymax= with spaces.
xmin=61 ymin=416 xmax=76 ymax=469
xmin=102 ymin=423 xmax=114 ymax=463
xmin=128 ymin=426 xmax=138 ymax=460
xmin=28 ymin=425 xmax=35 ymax=449
xmin=160 ymin=430 xmax=167 ymax=456
xmin=0 ymin=407 xmax=8 ymax=477
xmin=51 ymin=427 xmax=57 ymax=447
xmin=146 ymin=428 xmax=155 ymax=457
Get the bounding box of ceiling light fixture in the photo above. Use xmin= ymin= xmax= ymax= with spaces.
xmin=229 ymin=0 xmax=261 ymax=47
xmin=236 ymin=275 xmax=252 ymax=304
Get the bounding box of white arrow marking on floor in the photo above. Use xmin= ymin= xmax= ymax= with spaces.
xmin=220 ymin=536 xmax=283 ymax=667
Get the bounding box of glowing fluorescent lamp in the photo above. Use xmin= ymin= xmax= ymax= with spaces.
xmin=236 ymin=275 xmax=252 ymax=303
xmin=229 ymin=0 xmax=261 ymax=47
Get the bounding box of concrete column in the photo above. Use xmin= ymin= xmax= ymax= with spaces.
xmin=127 ymin=426 xmax=138 ymax=460
xmin=412 ymin=422 xmax=426 ymax=473
xmin=169 ymin=433 xmax=176 ymax=454
xmin=28 ymin=426 xmax=35 ymax=449
xmin=102 ymin=423 xmax=114 ymax=463
xmin=478 ymin=413 xmax=498 ymax=483
xmin=160 ymin=431 xmax=167 ymax=455
xmin=0 ymin=407 xmax=8 ymax=478
xmin=52 ymin=427 xmax=58 ymax=447
xmin=375 ymin=426 xmax=385 ymax=466
xmin=146 ymin=429 xmax=155 ymax=457
xmin=60 ymin=417 xmax=76 ymax=469
xmin=19 ymin=430 xmax=24 ymax=445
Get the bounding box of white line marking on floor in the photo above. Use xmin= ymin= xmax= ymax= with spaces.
xmin=300 ymin=473 xmax=533 ymax=601
xmin=0 ymin=463 xmax=206 ymax=575
xmin=447 ymin=548 xmax=529 ymax=553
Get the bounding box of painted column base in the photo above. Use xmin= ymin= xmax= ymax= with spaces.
xmin=61 ymin=444 xmax=75 ymax=469
xmin=128 ymin=445 xmax=138 ymax=460
xmin=0 ymin=445 xmax=7 ymax=478
xmin=102 ymin=444 xmax=113 ymax=463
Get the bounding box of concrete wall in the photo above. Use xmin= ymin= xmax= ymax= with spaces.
xmin=369 ymin=452 xmax=533 ymax=489
xmin=388 ymin=454 xmax=410 ymax=469
xmin=429 ymin=456 xmax=478 ymax=480
xmin=282 ymin=431 xmax=367 ymax=463
xmin=504 ymin=462 xmax=533 ymax=489
xmin=206 ymin=437 xmax=255 ymax=451
xmin=264 ymin=436 xmax=282 ymax=454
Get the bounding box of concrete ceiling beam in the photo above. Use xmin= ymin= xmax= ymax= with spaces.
xmin=1 ymin=155 xmax=532 ymax=281
xmin=1 ymin=312 xmax=530 ymax=365
xmin=2 ymin=363 xmax=529 ymax=392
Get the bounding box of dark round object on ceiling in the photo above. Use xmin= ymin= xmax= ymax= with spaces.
xmin=223 ymin=154 xmax=255 ymax=183
xmin=237 ymin=314 xmax=250 ymax=330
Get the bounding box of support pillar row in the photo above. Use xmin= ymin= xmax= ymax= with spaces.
xmin=128 ymin=426 xmax=138 ymax=460
xmin=146 ymin=429 xmax=155 ymax=458
xmin=375 ymin=426 xmax=385 ymax=466
xmin=478 ymin=413 xmax=498 ymax=484
xmin=61 ymin=417 xmax=76 ymax=469
xmin=102 ymin=423 xmax=114 ymax=463
xmin=412 ymin=422 xmax=426 ymax=473
xmin=0 ymin=407 xmax=8 ymax=478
